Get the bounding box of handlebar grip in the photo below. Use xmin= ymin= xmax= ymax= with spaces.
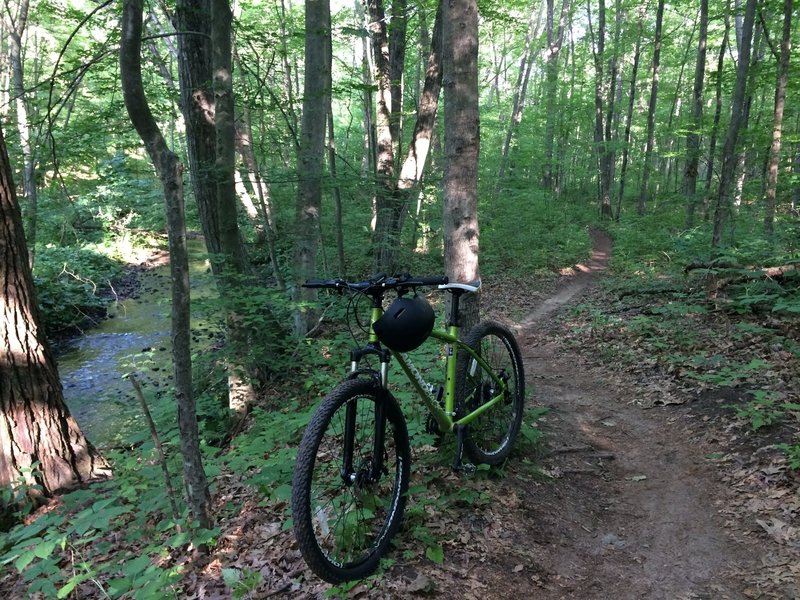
xmin=412 ymin=275 xmax=449 ymax=286
xmin=303 ymin=279 xmax=339 ymax=289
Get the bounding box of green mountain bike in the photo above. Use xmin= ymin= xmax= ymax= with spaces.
xmin=291 ymin=273 xmax=525 ymax=583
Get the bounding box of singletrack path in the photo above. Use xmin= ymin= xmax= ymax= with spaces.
xmin=404 ymin=228 xmax=761 ymax=599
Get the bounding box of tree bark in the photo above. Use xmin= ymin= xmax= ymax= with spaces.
xmin=702 ymin=0 xmax=731 ymax=217
xmin=293 ymin=0 xmax=330 ymax=336
xmin=5 ymin=0 xmax=38 ymax=260
xmin=712 ymin=0 xmax=757 ymax=247
xmin=120 ymin=0 xmax=211 ymax=529
xmin=396 ymin=2 xmax=443 ymax=226
xmin=174 ymin=1 xmax=222 ymax=260
xmin=495 ymin=1 xmax=542 ymax=196
xmin=616 ymin=13 xmax=643 ymax=219
xmin=684 ymin=0 xmax=708 ymax=227
xmin=763 ymin=0 xmax=792 ymax=239
xmin=637 ymin=0 xmax=665 ymax=215
xmin=588 ymin=0 xmax=613 ymax=219
xmin=367 ymin=0 xmax=401 ymax=272
xmin=542 ymin=0 xmax=570 ymax=192
xmin=443 ymin=0 xmax=480 ymax=328
xmin=0 ymin=123 xmax=111 ymax=497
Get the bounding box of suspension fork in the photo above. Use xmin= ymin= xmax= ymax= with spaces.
xmin=342 ymin=344 xmax=392 ymax=484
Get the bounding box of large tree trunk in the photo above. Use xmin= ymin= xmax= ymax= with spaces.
xmin=637 ymin=0 xmax=665 ymax=215
xmin=120 ymin=0 xmax=211 ymax=529
xmin=293 ymin=0 xmax=331 ymax=336
xmin=684 ymin=0 xmax=708 ymax=227
xmin=712 ymin=0 xmax=757 ymax=247
xmin=0 ymin=123 xmax=110 ymax=496
xmin=443 ymin=0 xmax=480 ymax=329
xmin=764 ymin=0 xmax=792 ymax=239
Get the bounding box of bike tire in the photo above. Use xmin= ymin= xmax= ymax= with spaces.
xmin=291 ymin=378 xmax=411 ymax=583
xmin=456 ymin=320 xmax=525 ymax=465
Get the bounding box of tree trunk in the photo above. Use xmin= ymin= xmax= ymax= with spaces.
xmin=6 ymin=0 xmax=38 ymax=261
xmin=712 ymin=0 xmax=757 ymax=247
xmin=616 ymin=14 xmax=643 ymax=219
xmin=396 ymin=1 xmax=443 ymax=221
xmin=1 ymin=130 xmax=110 ymax=499
xmin=763 ymin=0 xmax=792 ymax=239
xmin=120 ymin=0 xmax=211 ymax=529
xmin=174 ymin=0 xmax=222 ymax=260
xmin=495 ymin=1 xmax=542 ymax=196
xmin=542 ymin=0 xmax=570 ymax=192
xmin=443 ymin=0 xmax=480 ymax=329
xmin=293 ymin=0 xmax=330 ymax=336
xmin=588 ymin=0 xmax=613 ymax=219
xmin=684 ymin=0 xmax=708 ymax=227
xmin=367 ymin=0 xmax=400 ymax=272
xmin=702 ymin=0 xmax=731 ymax=217
xmin=211 ymin=0 xmax=256 ymax=414
xmin=637 ymin=0 xmax=665 ymax=215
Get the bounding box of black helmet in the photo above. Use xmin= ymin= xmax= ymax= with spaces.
xmin=373 ymin=295 xmax=435 ymax=352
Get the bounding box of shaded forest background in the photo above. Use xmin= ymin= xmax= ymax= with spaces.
xmin=0 ymin=0 xmax=798 ymax=597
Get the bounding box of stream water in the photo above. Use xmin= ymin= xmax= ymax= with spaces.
xmin=55 ymin=242 xmax=214 ymax=446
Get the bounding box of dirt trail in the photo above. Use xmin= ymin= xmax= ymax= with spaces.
xmin=506 ymin=229 xmax=758 ymax=599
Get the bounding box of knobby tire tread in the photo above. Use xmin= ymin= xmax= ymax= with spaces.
xmin=291 ymin=378 xmax=410 ymax=583
xmin=456 ymin=320 xmax=525 ymax=465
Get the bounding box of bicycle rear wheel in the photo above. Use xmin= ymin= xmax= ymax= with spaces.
xmin=291 ymin=378 xmax=410 ymax=583
xmin=456 ymin=321 xmax=525 ymax=465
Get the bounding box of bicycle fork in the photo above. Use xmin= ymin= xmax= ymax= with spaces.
xmin=341 ymin=346 xmax=392 ymax=486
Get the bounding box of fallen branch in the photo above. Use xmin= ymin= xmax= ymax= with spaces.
xmin=130 ymin=372 xmax=181 ymax=522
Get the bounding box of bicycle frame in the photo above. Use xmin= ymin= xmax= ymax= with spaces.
xmin=354 ymin=305 xmax=511 ymax=436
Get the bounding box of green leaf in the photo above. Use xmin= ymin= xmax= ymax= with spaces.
xmin=425 ymin=544 xmax=444 ymax=564
xmin=122 ymin=554 xmax=152 ymax=578
xmin=57 ymin=573 xmax=91 ymax=599
xmin=14 ymin=550 xmax=36 ymax=572
xmin=34 ymin=540 xmax=56 ymax=559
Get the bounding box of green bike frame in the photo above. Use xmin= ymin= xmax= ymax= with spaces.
xmin=364 ymin=306 xmax=510 ymax=435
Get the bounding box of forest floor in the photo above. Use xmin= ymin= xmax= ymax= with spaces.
xmin=231 ymin=228 xmax=797 ymax=599
xmin=6 ymin=231 xmax=798 ymax=599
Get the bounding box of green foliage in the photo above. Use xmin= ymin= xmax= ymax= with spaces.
xmin=32 ymin=245 xmax=124 ymax=335
xmin=731 ymin=390 xmax=786 ymax=431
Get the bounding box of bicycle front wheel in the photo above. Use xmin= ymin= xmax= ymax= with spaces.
xmin=291 ymin=378 xmax=411 ymax=583
xmin=456 ymin=320 xmax=525 ymax=465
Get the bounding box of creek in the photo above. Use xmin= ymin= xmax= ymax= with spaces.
xmin=55 ymin=241 xmax=215 ymax=446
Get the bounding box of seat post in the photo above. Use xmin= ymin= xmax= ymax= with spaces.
xmin=447 ymin=289 xmax=462 ymax=328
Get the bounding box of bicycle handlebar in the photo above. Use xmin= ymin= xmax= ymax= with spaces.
xmin=303 ymin=273 xmax=449 ymax=293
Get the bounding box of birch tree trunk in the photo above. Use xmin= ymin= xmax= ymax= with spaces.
xmin=495 ymin=1 xmax=541 ymax=196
